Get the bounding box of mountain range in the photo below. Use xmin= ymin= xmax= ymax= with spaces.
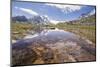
xmin=12 ymin=15 xmax=50 ymax=24
xmin=12 ymin=13 xmax=95 ymax=25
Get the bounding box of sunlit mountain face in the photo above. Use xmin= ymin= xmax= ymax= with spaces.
xmin=12 ymin=1 xmax=96 ymax=24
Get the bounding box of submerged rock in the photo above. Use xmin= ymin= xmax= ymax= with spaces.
xmin=12 ymin=29 xmax=96 ymax=66
xmin=41 ymin=49 xmax=54 ymax=63
xmin=12 ymin=47 xmax=37 ymax=66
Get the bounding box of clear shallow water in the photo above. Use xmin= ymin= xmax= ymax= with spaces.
xmin=12 ymin=28 xmax=95 ymax=55
xmin=12 ymin=29 xmax=80 ymax=49
xmin=12 ymin=29 xmax=96 ymax=65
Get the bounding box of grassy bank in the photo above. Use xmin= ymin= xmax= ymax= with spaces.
xmin=56 ymin=23 xmax=96 ymax=44
xmin=11 ymin=23 xmax=34 ymax=40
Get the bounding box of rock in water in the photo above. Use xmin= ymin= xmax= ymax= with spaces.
xmin=41 ymin=49 xmax=54 ymax=63
xmin=12 ymin=47 xmax=37 ymax=66
xmin=12 ymin=29 xmax=96 ymax=65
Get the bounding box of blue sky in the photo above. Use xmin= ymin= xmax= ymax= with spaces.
xmin=12 ymin=1 xmax=96 ymax=21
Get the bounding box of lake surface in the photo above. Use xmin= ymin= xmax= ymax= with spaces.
xmin=12 ymin=28 xmax=96 ymax=65
xmin=24 ymin=28 xmax=80 ymax=43
xmin=13 ymin=29 xmax=80 ymax=48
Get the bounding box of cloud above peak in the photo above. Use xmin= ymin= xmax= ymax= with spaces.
xmin=45 ymin=3 xmax=83 ymax=14
xmin=15 ymin=6 xmax=38 ymax=16
xmin=89 ymin=9 xmax=95 ymax=15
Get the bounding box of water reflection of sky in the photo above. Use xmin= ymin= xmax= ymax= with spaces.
xmin=24 ymin=29 xmax=79 ymax=43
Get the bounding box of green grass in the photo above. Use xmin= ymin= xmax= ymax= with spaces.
xmin=11 ymin=23 xmax=34 ymax=40
xmin=56 ymin=23 xmax=96 ymax=44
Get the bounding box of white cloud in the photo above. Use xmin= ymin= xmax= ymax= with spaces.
xmin=41 ymin=15 xmax=65 ymax=24
xmin=50 ymin=20 xmax=60 ymax=24
xmin=41 ymin=14 xmax=63 ymax=24
xmin=89 ymin=9 xmax=95 ymax=15
xmin=50 ymin=19 xmax=65 ymax=24
xmin=15 ymin=6 xmax=38 ymax=15
xmin=45 ymin=3 xmax=82 ymax=14
xmin=43 ymin=15 xmax=49 ymax=18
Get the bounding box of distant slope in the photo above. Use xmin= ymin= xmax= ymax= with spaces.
xmin=79 ymin=14 xmax=96 ymax=25
xmin=65 ymin=14 xmax=96 ymax=25
xmin=12 ymin=16 xmax=28 ymax=22
xmin=12 ymin=15 xmax=50 ymax=25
